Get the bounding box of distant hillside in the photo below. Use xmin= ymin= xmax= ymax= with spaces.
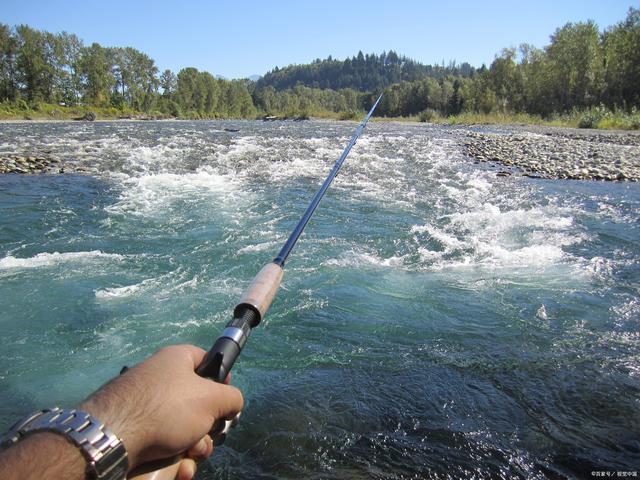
xmin=255 ymin=50 xmax=475 ymax=92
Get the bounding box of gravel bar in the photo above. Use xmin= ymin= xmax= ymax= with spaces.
xmin=463 ymin=126 xmax=640 ymax=181
xmin=0 ymin=153 xmax=64 ymax=174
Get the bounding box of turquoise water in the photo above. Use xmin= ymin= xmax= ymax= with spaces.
xmin=0 ymin=121 xmax=638 ymax=478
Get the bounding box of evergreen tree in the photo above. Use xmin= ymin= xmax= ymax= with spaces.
xmin=160 ymin=69 xmax=176 ymax=97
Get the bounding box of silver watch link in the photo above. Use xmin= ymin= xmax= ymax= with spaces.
xmin=0 ymin=407 xmax=128 ymax=480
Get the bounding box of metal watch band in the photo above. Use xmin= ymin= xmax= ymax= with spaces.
xmin=0 ymin=407 xmax=128 ymax=480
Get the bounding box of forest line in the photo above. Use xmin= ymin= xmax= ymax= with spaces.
xmin=0 ymin=8 xmax=638 ymax=128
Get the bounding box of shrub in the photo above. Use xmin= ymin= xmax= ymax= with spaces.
xmin=621 ymin=108 xmax=640 ymax=129
xmin=577 ymin=105 xmax=610 ymax=129
xmin=419 ymin=108 xmax=439 ymax=123
xmin=338 ymin=110 xmax=359 ymax=120
xmin=578 ymin=112 xmax=599 ymax=128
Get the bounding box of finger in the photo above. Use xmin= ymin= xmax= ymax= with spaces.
xmin=208 ymin=382 xmax=244 ymax=420
xmin=176 ymin=459 xmax=197 ymax=480
xmin=126 ymin=460 xmax=180 ymax=479
xmin=186 ymin=435 xmax=213 ymax=460
xmin=174 ymin=344 xmax=208 ymax=370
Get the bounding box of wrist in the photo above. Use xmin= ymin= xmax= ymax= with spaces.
xmin=0 ymin=408 xmax=128 ymax=480
xmin=78 ymin=374 xmax=150 ymax=469
xmin=78 ymin=399 xmax=141 ymax=470
xmin=0 ymin=431 xmax=86 ymax=480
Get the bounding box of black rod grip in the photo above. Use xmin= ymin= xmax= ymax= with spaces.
xmin=195 ymin=307 xmax=257 ymax=383
xmin=195 ymin=337 xmax=241 ymax=383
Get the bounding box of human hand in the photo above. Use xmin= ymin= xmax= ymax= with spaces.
xmin=127 ymin=434 xmax=214 ymax=480
xmin=79 ymin=345 xmax=243 ymax=473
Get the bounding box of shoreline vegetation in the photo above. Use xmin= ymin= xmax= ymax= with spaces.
xmin=2 ymin=101 xmax=640 ymax=131
xmin=1 ymin=8 xmax=639 ymax=130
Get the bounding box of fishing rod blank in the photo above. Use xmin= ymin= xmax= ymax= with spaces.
xmin=196 ymin=93 xmax=383 ymax=441
xmin=274 ymin=93 xmax=383 ymax=267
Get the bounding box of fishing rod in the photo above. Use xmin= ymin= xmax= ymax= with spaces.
xmin=133 ymin=93 xmax=382 ymax=480
xmin=196 ymin=92 xmax=383 ymax=391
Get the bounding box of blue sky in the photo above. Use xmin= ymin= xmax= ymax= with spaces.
xmin=2 ymin=0 xmax=633 ymax=79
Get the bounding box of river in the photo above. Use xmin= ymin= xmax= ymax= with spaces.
xmin=0 ymin=120 xmax=638 ymax=478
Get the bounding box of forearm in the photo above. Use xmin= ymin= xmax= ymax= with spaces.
xmin=0 ymin=376 xmax=144 ymax=479
xmin=78 ymin=371 xmax=149 ymax=468
xmin=0 ymin=432 xmax=86 ymax=480
xmin=0 ymin=345 xmax=242 ymax=480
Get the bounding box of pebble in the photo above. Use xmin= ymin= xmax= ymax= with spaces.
xmin=463 ymin=127 xmax=640 ymax=181
xmin=0 ymin=153 xmax=63 ymax=174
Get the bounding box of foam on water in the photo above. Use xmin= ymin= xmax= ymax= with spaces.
xmin=237 ymin=240 xmax=280 ymax=255
xmin=0 ymin=250 xmax=124 ymax=270
xmin=95 ymin=277 xmax=158 ymax=299
xmin=124 ymin=144 xmax=186 ymax=170
xmin=105 ymin=169 xmax=245 ymax=218
xmin=324 ymin=250 xmax=406 ymax=268
xmin=415 ymin=203 xmax=583 ymax=269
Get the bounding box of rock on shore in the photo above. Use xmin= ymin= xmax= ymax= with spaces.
xmin=463 ymin=127 xmax=640 ymax=181
xmin=0 ymin=153 xmax=63 ymax=174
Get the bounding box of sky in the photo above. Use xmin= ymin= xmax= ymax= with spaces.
xmin=2 ymin=0 xmax=634 ymax=79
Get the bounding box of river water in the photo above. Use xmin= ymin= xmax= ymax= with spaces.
xmin=0 ymin=120 xmax=638 ymax=479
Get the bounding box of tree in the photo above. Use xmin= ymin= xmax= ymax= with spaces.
xmin=54 ymin=32 xmax=83 ymax=105
xmin=489 ymin=48 xmax=522 ymax=112
xmin=77 ymin=42 xmax=114 ymax=106
xmin=221 ymin=80 xmax=255 ymax=117
xmin=199 ymin=71 xmax=219 ymax=115
xmin=449 ymin=78 xmax=463 ymax=115
xmin=14 ymin=25 xmax=56 ymax=102
xmin=175 ymin=67 xmax=200 ymax=113
xmin=518 ymin=43 xmax=551 ymax=115
xmin=159 ymin=69 xmax=176 ymax=97
xmin=0 ymin=24 xmax=18 ymax=101
xmin=253 ymin=85 xmax=276 ymax=113
xmin=546 ymin=21 xmax=604 ymax=110
xmin=109 ymin=47 xmax=158 ymax=111
xmin=603 ymin=8 xmax=640 ymax=108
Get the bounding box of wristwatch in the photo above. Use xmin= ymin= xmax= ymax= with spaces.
xmin=0 ymin=407 xmax=128 ymax=480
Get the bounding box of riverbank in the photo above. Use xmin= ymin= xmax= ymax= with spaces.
xmin=3 ymin=101 xmax=640 ymax=131
xmin=463 ymin=125 xmax=640 ymax=181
